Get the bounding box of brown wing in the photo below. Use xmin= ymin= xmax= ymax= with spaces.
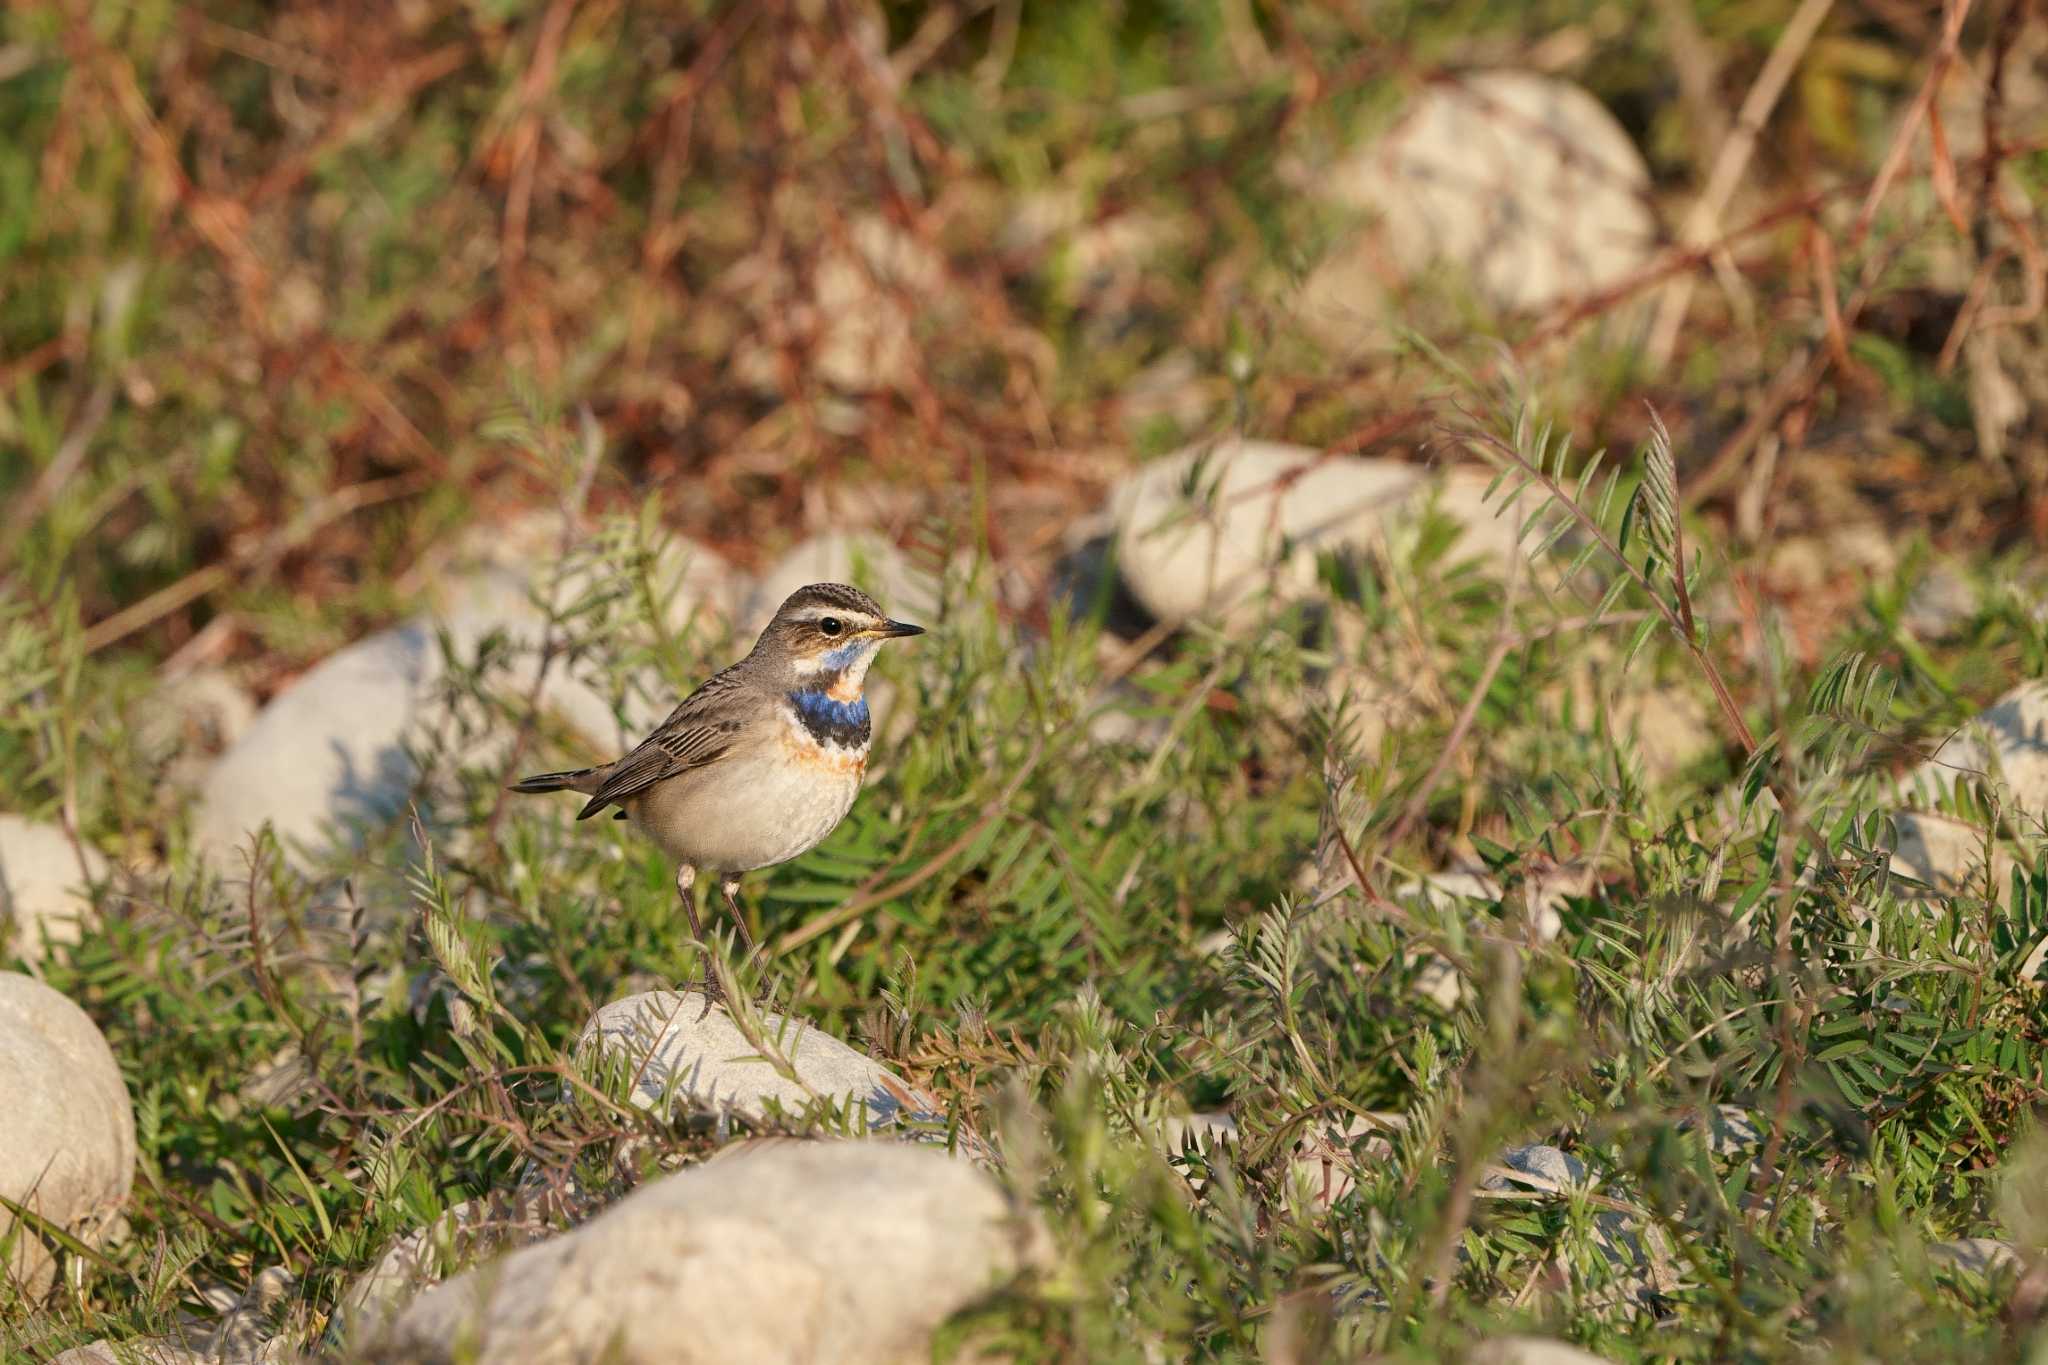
xmin=574 ymin=665 xmax=754 ymax=819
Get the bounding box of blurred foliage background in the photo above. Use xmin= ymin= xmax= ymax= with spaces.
xmin=4 ymin=0 xmax=2043 ymax=681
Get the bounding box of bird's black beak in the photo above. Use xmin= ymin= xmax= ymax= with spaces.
xmin=876 ymin=619 xmax=926 ymax=638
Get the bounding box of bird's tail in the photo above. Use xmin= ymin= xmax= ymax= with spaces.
xmin=507 ymin=766 xmax=603 ymax=796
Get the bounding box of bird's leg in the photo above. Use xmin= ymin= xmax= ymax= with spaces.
xmin=718 ymin=875 xmax=769 ymax=1010
xmin=675 ymin=864 xmax=722 ymax=1016
xmin=718 ymin=875 xmax=759 ymax=957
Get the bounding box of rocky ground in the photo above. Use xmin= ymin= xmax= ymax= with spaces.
xmin=7 ymin=6 xmax=2048 ymax=1362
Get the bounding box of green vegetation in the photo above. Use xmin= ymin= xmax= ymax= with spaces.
xmin=5 ymin=1 xmax=2047 ymax=1361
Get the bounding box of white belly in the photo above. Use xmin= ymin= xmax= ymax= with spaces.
xmin=626 ymin=732 xmax=866 ymax=873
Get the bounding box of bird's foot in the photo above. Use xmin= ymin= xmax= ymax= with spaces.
xmin=689 ymin=958 xmax=726 ymax=1021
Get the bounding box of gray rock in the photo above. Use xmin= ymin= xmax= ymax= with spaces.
xmin=578 ymin=991 xmax=944 ymax=1136
xmin=365 ymin=1140 xmax=1043 ymax=1365
xmin=1929 ymin=1237 xmax=2023 ymax=1280
xmin=1688 ymin=1105 xmax=1763 ymax=1159
xmin=1306 ymin=70 xmax=1655 ymax=343
xmin=1481 ymin=1146 xmax=1669 ymax=1313
xmin=336 ymin=1191 xmax=571 ymax=1345
xmin=1108 ymin=439 xmax=1538 ymax=626
xmin=1902 ymin=682 xmax=2048 ymax=818
xmin=1469 ymin=1338 xmax=1615 ymax=1365
xmin=1284 ymin=1113 xmax=1401 ymax=1209
xmin=1902 ymin=564 xmax=1977 ymax=641
xmin=191 ymin=533 xmax=734 ymax=868
xmin=1485 ymin=1144 xmax=1588 ymax=1192
xmin=1111 ymin=438 xmax=1421 ymax=624
xmin=53 ymin=1267 xmax=293 ymax=1363
xmin=0 ymin=816 xmax=108 ymax=967
xmin=1413 ymin=954 xmax=1467 ymax=1011
xmin=134 ymin=669 xmax=257 ymax=795
xmin=1887 ymin=810 xmax=2015 ymax=898
xmin=191 ymin=620 xmax=440 ymax=867
xmin=1160 ymin=1111 xmax=1238 ymax=1155
xmin=0 ymin=973 xmax=135 ymax=1298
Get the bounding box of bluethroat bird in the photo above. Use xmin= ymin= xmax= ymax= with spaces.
xmin=509 ymin=582 xmax=924 ymax=1004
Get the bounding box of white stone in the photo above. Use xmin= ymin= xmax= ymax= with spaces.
xmin=440 ymin=541 xmax=735 ymax=747
xmin=1319 ymin=71 xmax=1656 ymax=320
xmin=1396 ymin=864 xmax=1588 ymax=1011
xmin=1109 ymin=440 xmax=1548 ymax=625
xmin=336 ymin=1205 xmax=478 ymax=1344
xmin=51 ymin=1341 xmax=204 ymax=1365
xmin=1610 ymin=684 xmax=1717 ymax=785
xmin=1109 ymin=439 xmax=1419 ymax=624
xmin=1929 ymin=1237 xmax=2022 ymax=1279
xmin=1469 ymin=1338 xmax=1615 ymax=1365
xmin=366 ymin=1140 xmax=1041 ymax=1364
xmin=1879 ymin=683 xmax=2048 ymax=899
xmin=191 ymin=620 xmax=440 ymax=867
xmin=1413 ymin=954 xmax=1467 ymax=1011
xmin=1685 ymin=1105 xmax=1763 ymax=1159
xmin=1045 ymin=518 xmax=1161 ymax=641
xmin=1160 ymin=1110 xmax=1238 ymax=1155
xmin=1283 ymin=1113 xmax=1401 ymax=1209
xmin=1432 ymin=466 xmax=1550 ymax=570
xmin=0 ymin=973 xmax=135 ymax=1298
xmin=1482 ymin=1145 xmax=1666 ymax=1311
xmin=336 ymin=1191 xmax=570 ymax=1345
xmin=1409 ymin=862 xmax=1587 ymax=944
xmin=437 ymin=520 xmax=740 ymax=744
xmin=0 ymin=816 xmax=108 ymax=967
xmin=134 ymin=669 xmax=257 ymax=795
xmin=1887 ymin=810 xmax=2015 ymax=898
xmin=191 ymin=535 xmax=734 ymax=868
xmin=579 ymin=991 xmax=944 ymax=1135
xmin=1161 ymin=1104 xmax=1398 ymax=1214
xmin=1117 ymin=351 xmax=1214 ymax=438
xmin=1902 ymin=564 xmax=1976 ymax=641
xmin=1002 ymin=188 xmax=1182 ymax=303
xmin=54 ymin=1267 xmax=292 ymax=1363
xmin=1485 ymin=1143 xmax=1587 ymax=1192
xmin=1903 ymin=682 xmax=2048 ymax=818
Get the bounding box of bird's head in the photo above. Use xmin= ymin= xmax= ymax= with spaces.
xmin=755 ymin=581 xmax=924 ymax=699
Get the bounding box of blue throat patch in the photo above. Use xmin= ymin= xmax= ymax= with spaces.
xmin=789 ymin=688 xmax=871 ymax=748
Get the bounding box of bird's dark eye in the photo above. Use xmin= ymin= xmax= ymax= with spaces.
xmin=819 ymin=617 xmax=844 ymax=637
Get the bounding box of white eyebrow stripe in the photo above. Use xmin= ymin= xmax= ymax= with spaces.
xmin=790 ymin=608 xmax=879 ymax=626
